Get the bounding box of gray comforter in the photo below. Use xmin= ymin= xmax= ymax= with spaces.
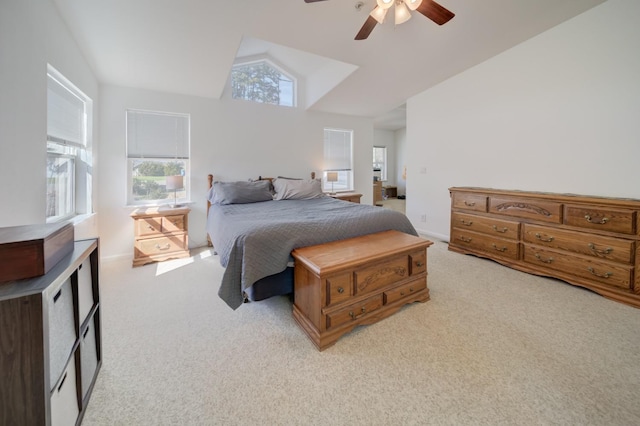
xmin=207 ymin=197 xmax=417 ymax=309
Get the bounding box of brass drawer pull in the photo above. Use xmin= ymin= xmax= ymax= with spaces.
xmin=155 ymin=243 xmax=171 ymax=251
xmin=535 ymin=233 xmax=554 ymax=242
xmin=460 ymin=219 xmax=473 ymax=226
xmin=337 ymin=287 xmax=344 ymax=294
xmin=458 ymin=236 xmax=472 ymax=243
xmin=464 ymin=201 xmax=476 ymax=207
xmin=585 ymin=214 xmax=609 ymax=224
xmin=147 ymin=225 xmax=156 ymax=230
xmin=588 ymin=267 xmax=612 ymax=279
xmin=492 ymin=244 xmax=507 ymax=252
xmin=492 ymin=225 xmax=508 ymax=233
xmin=534 ymin=253 xmax=554 ymax=264
xmin=588 ymin=243 xmax=612 ymax=255
xmin=416 ymin=261 xmax=424 ymax=267
xmin=349 ymin=306 xmax=367 ymax=320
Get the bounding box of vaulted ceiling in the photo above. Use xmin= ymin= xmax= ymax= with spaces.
xmin=52 ymin=0 xmax=606 ymax=129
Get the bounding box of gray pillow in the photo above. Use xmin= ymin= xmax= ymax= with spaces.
xmin=273 ymin=178 xmax=324 ymax=200
xmin=211 ymin=180 xmax=273 ymax=205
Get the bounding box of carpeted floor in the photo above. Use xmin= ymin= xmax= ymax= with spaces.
xmin=83 ymin=239 xmax=640 ymax=425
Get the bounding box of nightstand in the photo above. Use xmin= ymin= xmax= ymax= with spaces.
xmin=330 ymin=192 xmax=362 ymax=203
xmin=130 ymin=206 xmax=190 ymax=267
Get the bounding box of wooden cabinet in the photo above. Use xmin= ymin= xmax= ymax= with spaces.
xmin=292 ymin=230 xmax=433 ymax=350
xmin=449 ymin=187 xmax=640 ymax=308
xmin=0 ymin=239 xmax=101 ymax=426
xmin=373 ymin=180 xmax=383 ymax=205
xmin=330 ymin=192 xmax=362 ymax=203
xmin=131 ymin=206 xmax=190 ymax=267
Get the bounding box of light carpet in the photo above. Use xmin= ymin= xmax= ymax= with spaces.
xmin=83 ymin=239 xmax=640 ymax=425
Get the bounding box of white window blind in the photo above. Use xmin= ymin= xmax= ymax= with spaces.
xmin=127 ymin=110 xmax=189 ymax=159
xmin=324 ymin=129 xmax=352 ymax=171
xmin=47 ymin=74 xmax=86 ymax=147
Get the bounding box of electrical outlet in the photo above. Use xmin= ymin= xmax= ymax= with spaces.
xmin=420 ymin=214 xmax=427 ymax=222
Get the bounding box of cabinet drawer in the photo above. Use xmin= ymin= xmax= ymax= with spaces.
xmin=50 ymin=357 xmax=79 ymax=426
xmin=489 ymin=196 xmax=562 ymax=223
xmin=47 ymin=278 xmax=76 ymax=390
xmin=523 ymin=246 xmax=632 ymax=290
xmin=523 ymin=224 xmax=634 ymax=264
xmin=564 ymin=205 xmax=636 ymax=235
xmin=77 ymin=258 xmax=95 ymax=324
xmin=163 ymin=215 xmax=185 ymax=232
xmin=452 ymin=192 xmax=487 ymax=212
xmin=136 ymin=217 xmax=162 ymax=236
xmin=452 ymin=212 xmax=520 ymax=240
xmin=80 ymin=313 xmax=99 ymax=399
xmin=326 ymin=294 xmax=384 ymax=329
xmin=325 ymin=272 xmax=352 ymax=306
xmin=384 ymin=278 xmax=426 ymax=305
xmin=409 ymin=250 xmax=427 ymax=275
xmin=450 ymin=229 xmax=519 ymax=261
xmin=136 ymin=235 xmax=187 ymax=256
xmin=354 ymin=255 xmax=409 ymax=295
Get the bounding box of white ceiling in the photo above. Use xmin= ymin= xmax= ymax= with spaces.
xmin=52 ymin=0 xmax=606 ymax=130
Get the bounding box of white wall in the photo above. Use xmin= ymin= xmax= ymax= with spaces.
xmin=99 ymin=85 xmax=374 ymax=258
xmin=0 ymin=0 xmax=99 ymax=235
xmin=406 ymin=0 xmax=640 ymax=241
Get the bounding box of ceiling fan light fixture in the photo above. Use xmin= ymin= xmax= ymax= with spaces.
xmin=395 ymin=1 xmax=412 ymax=25
xmin=404 ymin=0 xmax=423 ymax=11
xmin=369 ymin=6 xmax=388 ymax=24
xmin=376 ymin=0 xmax=394 ymax=10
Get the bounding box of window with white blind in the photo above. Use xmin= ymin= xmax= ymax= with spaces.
xmin=373 ymin=146 xmax=387 ymax=181
xmin=323 ymin=128 xmax=354 ymax=192
xmin=46 ymin=66 xmax=92 ymax=223
xmin=126 ymin=110 xmax=190 ymax=206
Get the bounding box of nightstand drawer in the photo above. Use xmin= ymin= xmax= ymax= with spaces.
xmin=163 ymin=215 xmax=185 ymax=232
xmin=136 ymin=217 xmax=162 ymax=236
xmin=136 ymin=235 xmax=187 ymax=256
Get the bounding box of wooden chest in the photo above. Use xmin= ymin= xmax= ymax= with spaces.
xmin=292 ymin=230 xmax=433 ymax=350
xmin=0 ymin=222 xmax=74 ymax=283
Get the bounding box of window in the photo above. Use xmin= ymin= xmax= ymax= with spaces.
xmin=126 ymin=110 xmax=190 ymax=206
xmin=231 ymin=59 xmax=295 ymax=107
xmin=46 ymin=66 xmax=92 ymax=223
xmin=323 ymin=128 xmax=353 ymax=192
xmin=373 ymin=146 xmax=387 ymax=181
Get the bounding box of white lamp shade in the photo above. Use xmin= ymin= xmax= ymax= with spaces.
xmin=405 ymin=0 xmax=423 ymax=11
xmin=166 ymin=175 xmax=184 ymax=191
xmin=326 ymin=172 xmax=339 ymax=182
xmin=370 ymin=6 xmax=388 ymax=24
xmin=395 ymin=1 xmax=412 ymax=25
xmin=377 ymin=0 xmax=394 ymax=10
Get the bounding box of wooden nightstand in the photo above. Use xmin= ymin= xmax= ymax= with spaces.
xmin=131 ymin=206 xmax=190 ymax=267
xmin=330 ymin=192 xmax=362 ymax=203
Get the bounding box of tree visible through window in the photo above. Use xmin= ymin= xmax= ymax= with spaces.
xmin=231 ymin=60 xmax=295 ymax=107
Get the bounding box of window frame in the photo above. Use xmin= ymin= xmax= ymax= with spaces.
xmin=373 ymin=146 xmax=388 ymax=182
xmin=231 ymin=57 xmax=297 ymax=108
xmin=323 ymin=128 xmax=354 ymax=193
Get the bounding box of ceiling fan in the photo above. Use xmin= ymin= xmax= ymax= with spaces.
xmin=304 ymin=0 xmax=455 ymax=40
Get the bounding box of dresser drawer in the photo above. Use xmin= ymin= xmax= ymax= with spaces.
xmin=47 ymin=278 xmax=76 ymax=390
xmin=163 ymin=215 xmax=185 ymax=232
xmin=489 ymin=196 xmax=562 ymax=223
xmin=136 ymin=217 xmax=162 ymax=237
xmin=564 ymin=205 xmax=636 ymax=235
xmin=523 ymin=246 xmax=632 ymax=290
xmin=354 ymin=255 xmax=409 ymax=295
xmin=451 ymin=229 xmax=519 ymax=260
xmin=136 ymin=234 xmax=187 ymax=256
xmin=325 ymin=272 xmax=352 ymax=306
xmin=452 ymin=192 xmax=487 ymax=212
xmin=523 ymin=224 xmax=634 ymax=264
xmin=326 ymin=294 xmax=384 ymax=329
xmin=452 ymin=211 xmax=520 ymax=240
xmin=384 ymin=278 xmax=426 ymax=305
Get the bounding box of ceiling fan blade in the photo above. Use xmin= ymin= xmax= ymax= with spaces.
xmin=416 ymin=0 xmax=455 ymax=25
xmin=355 ymin=15 xmax=378 ymax=40
xmin=304 ymin=0 xmax=328 ymax=3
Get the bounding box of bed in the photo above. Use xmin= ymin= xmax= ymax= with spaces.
xmin=206 ymin=174 xmax=418 ymax=309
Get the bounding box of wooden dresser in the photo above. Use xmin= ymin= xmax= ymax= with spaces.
xmin=331 ymin=192 xmax=362 ymax=203
xmin=449 ymin=187 xmax=640 ymax=308
xmin=373 ymin=180 xmax=383 ymax=205
xmin=0 ymin=239 xmax=101 ymax=425
xmin=131 ymin=206 xmax=190 ymax=267
xmin=292 ymin=230 xmax=433 ymax=350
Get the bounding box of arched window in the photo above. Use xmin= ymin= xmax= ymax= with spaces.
xmin=231 ymin=59 xmax=296 ymax=107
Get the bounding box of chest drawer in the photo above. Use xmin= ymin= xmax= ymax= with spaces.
xmin=452 ymin=212 xmax=520 ymax=240
xmin=325 ymin=272 xmax=353 ymax=306
xmin=384 ymin=278 xmax=427 ymax=305
xmin=523 ymin=246 xmax=632 ymax=290
xmin=451 ymin=229 xmax=519 ymax=260
xmin=354 ymin=255 xmax=409 ymax=295
xmin=564 ymin=205 xmax=636 ymax=235
xmin=489 ymin=196 xmax=562 ymax=224
xmin=452 ymin=192 xmax=487 ymax=212
xmin=326 ymin=294 xmax=384 ymax=329
xmin=523 ymin=224 xmax=634 ymax=264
